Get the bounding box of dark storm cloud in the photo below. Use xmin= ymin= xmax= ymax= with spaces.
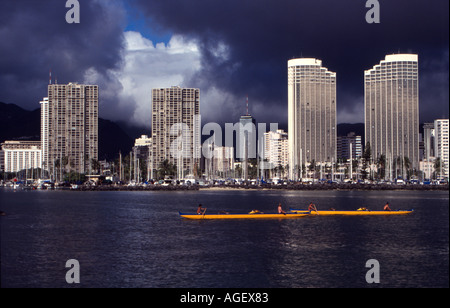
xmin=0 ymin=0 xmax=127 ymax=117
xmin=134 ymin=0 xmax=449 ymax=124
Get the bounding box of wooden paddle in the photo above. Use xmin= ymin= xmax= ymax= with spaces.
xmin=313 ymin=204 xmax=319 ymax=215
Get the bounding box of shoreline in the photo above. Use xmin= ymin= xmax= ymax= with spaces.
xmin=5 ymin=183 xmax=447 ymax=192
xmin=200 ymin=183 xmax=449 ymax=192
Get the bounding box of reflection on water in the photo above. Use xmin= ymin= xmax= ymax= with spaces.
xmin=0 ymin=189 xmax=448 ymax=288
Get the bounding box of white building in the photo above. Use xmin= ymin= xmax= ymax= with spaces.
xmin=419 ymin=160 xmax=435 ymax=180
xmin=1 ymin=141 xmax=42 ymax=173
xmin=132 ymin=135 xmax=152 ymax=182
xmin=365 ymin=54 xmax=420 ymax=171
xmin=434 ymin=119 xmax=449 ymax=179
xmin=264 ymin=129 xmax=288 ymax=169
xmin=40 ymin=97 xmax=49 ymax=171
xmin=135 ymin=135 xmax=152 ymax=147
xmin=288 ymin=58 xmax=337 ymax=180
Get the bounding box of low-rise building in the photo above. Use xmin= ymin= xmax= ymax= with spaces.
xmin=1 ymin=141 xmax=42 ymax=173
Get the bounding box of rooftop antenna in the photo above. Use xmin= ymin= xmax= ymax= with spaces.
xmin=49 ymin=69 xmax=52 ymax=85
xmin=246 ymin=95 xmax=249 ymax=116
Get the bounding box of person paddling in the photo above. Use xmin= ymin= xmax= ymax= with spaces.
xmin=278 ymin=203 xmax=286 ymax=215
xmin=308 ymin=202 xmax=318 ymax=213
xmin=197 ymin=204 xmax=207 ymax=215
xmin=384 ymin=202 xmax=392 ymax=211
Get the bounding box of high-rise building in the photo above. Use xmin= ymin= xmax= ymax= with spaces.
xmin=40 ymin=97 xmax=49 ymax=172
xmin=422 ymin=123 xmax=435 ymax=160
xmin=42 ymin=83 xmax=98 ymax=178
xmin=420 ymin=122 xmax=436 ymax=179
xmin=364 ymin=54 xmax=419 ymax=171
xmin=337 ymin=132 xmax=362 ymax=161
xmin=0 ymin=150 xmax=4 ymax=173
xmin=434 ymin=119 xmax=449 ymax=179
xmin=238 ymin=114 xmax=256 ymax=181
xmin=264 ymin=129 xmax=289 ymax=169
xmin=288 ymin=58 xmax=337 ymax=179
xmin=151 ymin=86 xmax=200 ymax=178
xmin=238 ymin=115 xmax=257 ymax=160
xmin=134 ymin=135 xmax=152 ymax=161
xmin=132 ymin=135 xmax=152 ymax=182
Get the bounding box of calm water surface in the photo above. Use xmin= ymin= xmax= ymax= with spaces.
xmin=0 ymin=188 xmax=448 ymax=288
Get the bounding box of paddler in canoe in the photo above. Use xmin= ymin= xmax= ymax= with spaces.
xmin=197 ymin=204 xmax=207 ymax=215
xmin=278 ymin=203 xmax=286 ymax=215
xmin=384 ymin=202 xmax=392 ymax=211
xmin=308 ymin=202 xmax=318 ymax=213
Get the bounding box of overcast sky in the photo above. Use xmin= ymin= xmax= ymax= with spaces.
xmin=0 ymin=0 xmax=448 ymax=130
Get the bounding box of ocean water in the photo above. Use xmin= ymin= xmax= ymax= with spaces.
xmin=0 ymin=188 xmax=448 ymax=288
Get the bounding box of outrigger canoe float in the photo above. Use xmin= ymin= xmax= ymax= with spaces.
xmin=179 ymin=211 xmax=310 ymax=220
xmin=289 ymin=208 xmax=414 ymax=216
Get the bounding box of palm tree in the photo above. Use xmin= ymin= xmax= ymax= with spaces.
xmin=308 ymin=160 xmax=316 ymax=179
xmin=277 ymin=164 xmax=285 ymax=179
xmin=394 ymin=156 xmax=402 ymax=179
xmin=157 ymin=160 xmax=177 ymax=180
xmin=361 ymin=142 xmax=372 ymax=180
xmin=351 ymin=159 xmax=359 ymax=180
xmin=62 ymin=156 xmax=69 ymax=173
xmin=434 ymin=157 xmax=442 ymax=180
xmin=403 ymin=156 xmax=412 ymax=180
xmin=91 ymin=159 xmax=101 ymax=175
xmin=235 ymin=164 xmax=242 ymax=179
xmin=272 ymin=165 xmax=278 ymax=179
xmin=377 ymin=154 xmax=386 ymax=180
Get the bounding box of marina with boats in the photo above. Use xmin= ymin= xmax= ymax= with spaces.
xmin=2 ymin=175 xmax=448 ymax=192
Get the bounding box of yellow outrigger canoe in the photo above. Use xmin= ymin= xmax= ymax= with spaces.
xmin=179 ymin=211 xmax=310 ymax=220
xmin=289 ymin=208 xmax=414 ymax=216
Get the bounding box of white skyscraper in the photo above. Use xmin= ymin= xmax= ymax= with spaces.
xmin=434 ymin=119 xmax=449 ymax=179
xmin=288 ymin=58 xmax=337 ymax=180
xmin=365 ymin=54 xmax=419 ymax=172
xmin=40 ymin=97 xmax=49 ymax=172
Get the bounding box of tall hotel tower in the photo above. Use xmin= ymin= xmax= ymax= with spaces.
xmin=288 ymin=58 xmax=337 ymax=180
xmin=434 ymin=119 xmax=449 ymax=179
xmin=151 ymin=86 xmax=200 ymax=178
xmin=41 ymin=83 xmax=98 ymax=177
xmin=364 ymin=54 xmax=419 ymax=171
